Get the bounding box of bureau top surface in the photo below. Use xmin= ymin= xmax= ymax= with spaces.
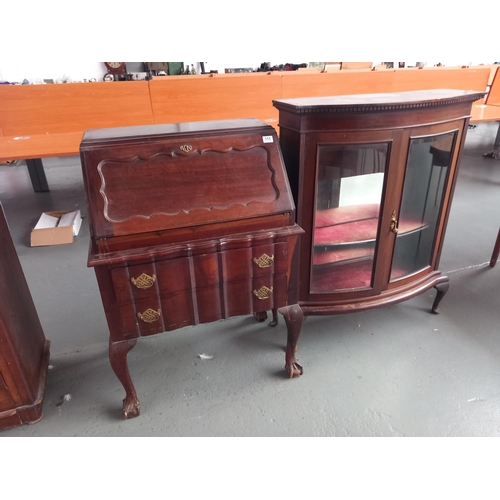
xmin=273 ymin=89 xmax=486 ymax=113
xmin=80 ymin=119 xmax=295 ymax=241
xmin=81 ymin=118 xmax=272 ymax=146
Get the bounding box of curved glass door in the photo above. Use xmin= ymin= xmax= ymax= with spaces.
xmin=311 ymin=143 xmax=389 ymax=293
xmin=390 ymin=131 xmax=457 ymax=281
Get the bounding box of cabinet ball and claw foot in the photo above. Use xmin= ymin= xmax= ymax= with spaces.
xmin=80 ymin=119 xmax=304 ymax=419
xmin=273 ymin=89 xmax=484 ymax=321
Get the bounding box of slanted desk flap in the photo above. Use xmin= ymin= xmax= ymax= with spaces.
xmin=80 ymin=119 xmax=295 ymax=239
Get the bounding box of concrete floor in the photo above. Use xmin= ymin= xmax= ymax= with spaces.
xmin=1 ymin=122 xmax=499 ymax=437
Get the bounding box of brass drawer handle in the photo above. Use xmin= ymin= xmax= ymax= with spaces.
xmin=137 ymin=308 xmax=161 ymax=323
xmin=253 ymin=253 xmax=274 ymax=268
xmin=131 ymin=273 xmax=156 ymax=289
xmin=253 ymin=286 xmax=273 ymax=300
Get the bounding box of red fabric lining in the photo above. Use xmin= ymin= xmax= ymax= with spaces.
xmin=314 ymin=217 xmax=424 ymax=246
xmin=313 ymin=247 xmax=373 ymax=265
xmin=315 ymin=204 xmax=380 ymax=228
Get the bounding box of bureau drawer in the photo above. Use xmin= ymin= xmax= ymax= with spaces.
xmin=116 ymin=271 xmax=290 ymax=338
xmin=111 ymin=240 xmax=290 ymax=306
xmin=111 ymin=263 xmax=160 ymax=306
xmin=221 ymin=241 xmax=288 ymax=280
xmin=108 ymin=233 xmax=296 ymax=337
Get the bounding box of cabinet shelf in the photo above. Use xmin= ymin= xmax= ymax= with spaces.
xmin=314 ymin=204 xmax=426 ymax=248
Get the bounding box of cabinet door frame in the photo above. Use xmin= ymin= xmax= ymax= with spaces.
xmin=299 ymin=129 xmax=402 ymax=303
xmin=386 ymin=118 xmax=466 ymax=290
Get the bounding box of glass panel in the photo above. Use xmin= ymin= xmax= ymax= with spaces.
xmin=311 ymin=143 xmax=388 ymax=293
xmin=390 ymin=131 xmax=456 ymax=281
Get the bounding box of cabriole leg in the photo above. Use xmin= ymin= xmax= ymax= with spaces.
xmin=432 ymin=281 xmax=449 ymax=314
xmin=109 ymin=338 xmax=140 ymax=419
xmin=279 ymin=304 xmax=304 ymax=378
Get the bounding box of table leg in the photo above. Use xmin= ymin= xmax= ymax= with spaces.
xmin=490 ymin=228 xmax=500 ymax=268
xmin=26 ymin=158 xmax=49 ymax=192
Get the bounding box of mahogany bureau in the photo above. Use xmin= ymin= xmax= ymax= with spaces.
xmin=80 ymin=119 xmax=304 ymax=419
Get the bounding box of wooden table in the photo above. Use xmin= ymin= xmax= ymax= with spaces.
xmin=470 ymin=103 xmax=500 ymax=147
xmin=0 ymin=132 xmax=83 ymax=191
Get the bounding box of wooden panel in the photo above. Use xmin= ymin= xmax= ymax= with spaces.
xmin=0 ymin=81 xmax=154 ymax=136
xmin=0 ymin=203 xmax=49 ymax=428
xmin=467 ymin=65 xmax=499 ymax=86
xmin=341 ymin=62 xmax=372 ymax=70
xmin=392 ymin=67 xmax=489 ymax=94
xmin=0 ymin=132 xmax=82 ymax=162
xmin=157 ymin=258 xmax=195 ymax=331
xmin=80 ymin=121 xmax=295 ymax=239
xmin=149 ymin=73 xmax=282 ymax=125
xmin=0 ymin=372 xmax=16 ymax=412
xmin=0 ymin=205 xmax=46 ymax=403
xmin=192 ymin=252 xmax=222 ymax=323
xmin=281 ymin=71 xmax=396 ymax=99
xmin=486 ymin=66 xmax=500 ymax=105
xmin=470 ymin=103 xmax=500 ymax=123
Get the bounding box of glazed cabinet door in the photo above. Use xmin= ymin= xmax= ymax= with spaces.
xmin=301 ymin=120 xmax=465 ymax=301
xmin=302 ymin=130 xmax=403 ymax=301
xmin=388 ymin=120 xmax=465 ymax=286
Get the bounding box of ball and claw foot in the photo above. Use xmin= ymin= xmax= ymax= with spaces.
xmin=286 ymin=361 xmax=303 ymax=378
xmin=122 ymin=396 xmax=140 ymax=419
xmin=253 ymin=311 xmax=268 ymax=322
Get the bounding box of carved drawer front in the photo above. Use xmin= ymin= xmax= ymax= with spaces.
xmin=220 ymin=240 xmax=288 ymax=317
xmin=109 ymin=234 xmax=293 ymax=338
xmin=251 ymin=274 xmax=288 ymax=312
xmin=111 ymin=264 xmax=163 ymax=337
xmin=252 ymin=242 xmax=288 ymax=277
xmin=155 ymin=258 xmax=196 ymax=332
xmin=111 ymin=263 xmax=159 ymax=306
xmin=116 ymin=295 xmax=164 ymax=338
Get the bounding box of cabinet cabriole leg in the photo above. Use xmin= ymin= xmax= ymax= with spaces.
xmin=432 ymin=281 xmax=449 ymax=314
xmin=109 ymin=338 xmax=140 ymax=419
xmin=279 ymin=304 xmax=304 ymax=378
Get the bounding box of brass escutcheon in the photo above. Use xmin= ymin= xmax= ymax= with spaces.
xmin=253 ymin=286 xmax=273 ymax=300
xmin=137 ymin=308 xmax=161 ymax=323
xmin=131 ymin=273 xmax=157 ymax=289
xmin=179 ymin=145 xmax=192 ymax=153
xmin=253 ymin=253 xmax=274 ymax=268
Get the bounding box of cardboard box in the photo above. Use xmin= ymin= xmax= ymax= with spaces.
xmin=30 ymin=210 xmax=82 ymax=247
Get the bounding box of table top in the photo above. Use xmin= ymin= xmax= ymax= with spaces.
xmin=0 ymin=132 xmax=83 ymax=161
xmin=470 ymin=103 xmax=500 ymax=123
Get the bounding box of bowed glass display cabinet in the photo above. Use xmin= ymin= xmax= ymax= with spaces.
xmin=273 ymin=89 xmax=484 ymax=316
